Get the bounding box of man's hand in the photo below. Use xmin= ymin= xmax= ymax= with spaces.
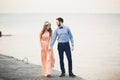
xmin=49 ymin=47 xmax=53 ymax=50
xmin=72 ymin=46 xmax=74 ymax=51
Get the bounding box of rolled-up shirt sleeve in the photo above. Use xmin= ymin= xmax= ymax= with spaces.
xmin=68 ymin=27 xmax=74 ymax=46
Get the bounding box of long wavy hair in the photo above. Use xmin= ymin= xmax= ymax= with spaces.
xmin=40 ymin=21 xmax=52 ymax=39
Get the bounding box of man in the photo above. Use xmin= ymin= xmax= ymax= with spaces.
xmin=50 ymin=17 xmax=76 ymax=77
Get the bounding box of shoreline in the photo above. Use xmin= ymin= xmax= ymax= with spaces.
xmin=0 ymin=53 xmax=84 ymax=80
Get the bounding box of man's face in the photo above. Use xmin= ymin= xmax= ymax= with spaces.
xmin=56 ymin=20 xmax=61 ymax=27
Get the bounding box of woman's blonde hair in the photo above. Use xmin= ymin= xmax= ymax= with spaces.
xmin=40 ymin=21 xmax=52 ymax=39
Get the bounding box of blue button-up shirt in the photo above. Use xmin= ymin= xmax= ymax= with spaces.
xmin=50 ymin=25 xmax=74 ymax=48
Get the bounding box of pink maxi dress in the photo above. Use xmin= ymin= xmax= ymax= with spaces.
xmin=40 ymin=31 xmax=55 ymax=76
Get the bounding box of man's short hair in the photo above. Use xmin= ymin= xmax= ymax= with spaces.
xmin=56 ymin=17 xmax=64 ymax=23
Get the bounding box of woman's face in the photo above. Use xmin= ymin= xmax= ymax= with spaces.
xmin=46 ymin=24 xmax=51 ymax=30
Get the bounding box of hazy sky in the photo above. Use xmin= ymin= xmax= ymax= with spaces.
xmin=0 ymin=0 xmax=120 ymax=13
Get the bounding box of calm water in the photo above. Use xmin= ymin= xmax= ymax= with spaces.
xmin=0 ymin=14 xmax=120 ymax=80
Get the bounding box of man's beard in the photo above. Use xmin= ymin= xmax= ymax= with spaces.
xmin=57 ymin=23 xmax=61 ymax=26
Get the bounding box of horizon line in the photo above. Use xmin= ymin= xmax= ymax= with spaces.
xmin=0 ymin=13 xmax=120 ymax=15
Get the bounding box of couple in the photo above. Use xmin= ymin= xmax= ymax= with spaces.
xmin=40 ymin=17 xmax=76 ymax=77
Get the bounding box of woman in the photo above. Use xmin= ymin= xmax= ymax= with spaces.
xmin=40 ymin=21 xmax=55 ymax=77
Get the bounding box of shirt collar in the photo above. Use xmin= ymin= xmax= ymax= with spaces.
xmin=59 ymin=25 xmax=64 ymax=29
